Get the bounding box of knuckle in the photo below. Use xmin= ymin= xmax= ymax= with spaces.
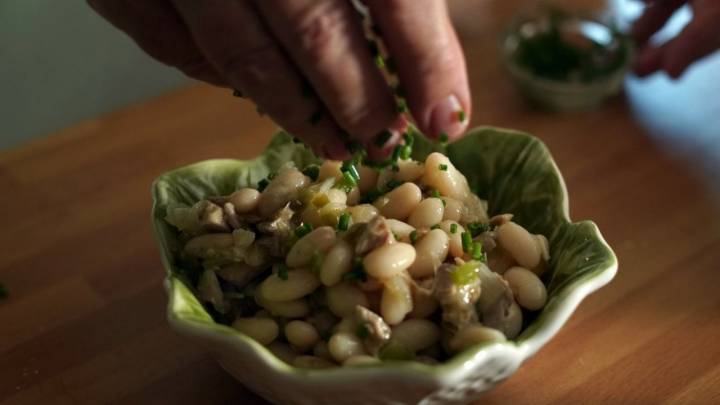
xmin=293 ymin=1 xmax=346 ymax=57
xmin=214 ymin=41 xmax=283 ymax=82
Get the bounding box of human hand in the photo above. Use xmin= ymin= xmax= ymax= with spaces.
xmin=632 ymin=0 xmax=720 ymax=78
xmin=88 ymin=0 xmax=471 ymax=159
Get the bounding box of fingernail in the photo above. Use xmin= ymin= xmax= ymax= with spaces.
xmin=429 ymin=95 xmax=468 ymax=139
xmin=324 ymin=139 xmax=351 ymax=160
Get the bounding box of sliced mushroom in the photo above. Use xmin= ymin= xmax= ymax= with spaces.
xmin=197 ymin=200 xmax=230 ymax=232
xmin=354 ymin=305 xmax=391 ymax=355
xmin=256 ymin=203 xmax=297 ymax=258
xmin=433 ymin=263 xmax=481 ymax=334
xmin=222 ymin=202 xmax=242 ymax=230
xmin=475 ymin=264 xmax=521 ymax=338
xmin=354 ymin=215 xmax=393 ymax=256
xmin=197 ymin=269 xmax=230 ymax=313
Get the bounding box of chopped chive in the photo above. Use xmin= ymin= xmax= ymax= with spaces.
xmin=342 ymin=171 xmax=357 ymax=187
xmin=439 ymin=132 xmax=449 ymax=143
xmin=295 ymin=223 xmax=313 ymax=238
xmin=374 ymin=130 xmax=392 ymax=148
xmin=402 ymin=132 xmax=414 ymax=147
xmin=385 ymin=179 xmax=403 ymax=190
xmin=467 ymin=222 xmax=490 ymax=237
xmin=399 ymin=145 xmax=412 ymax=160
xmin=430 ymin=189 xmax=441 ymax=198
xmin=440 ymin=198 xmax=446 ymax=207
xmin=461 ymin=232 xmax=472 ymax=253
xmin=409 ymin=230 xmax=419 ymax=244
xmin=375 ymin=55 xmax=385 ymax=68
xmin=257 ymin=178 xmax=270 ymax=192
xmin=343 ymin=258 xmax=367 ymax=282
xmin=302 ymin=165 xmax=320 ymax=181
xmin=267 ymin=171 xmax=277 ymax=180
xmin=457 ymin=110 xmax=466 ymax=123
xmin=232 ymin=89 xmax=244 ymax=98
xmin=341 ymin=161 xmax=360 ymax=182
xmin=277 ymin=264 xmax=289 ymax=281
xmin=439 ymin=164 xmax=448 ymax=171
xmin=431 ymin=224 xmax=440 ymax=230
xmin=391 ymin=145 xmax=402 ymax=161
xmin=396 ymin=99 xmax=408 ymax=114
xmin=450 ymin=223 xmax=458 ymax=234
xmin=393 ymin=83 xmax=406 ymax=97
xmin=471 ymin=242 xmax=484 ymax=260
xmin=392 ymin=231 xmax=400 ymax=241
xmin=338 ymin=212 xmax=351 ymax=231
xmin=309 ymin=109 xmax=323 ymax=125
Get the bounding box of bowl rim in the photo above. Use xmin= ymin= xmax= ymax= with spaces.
xmin=152 ymin=128 xmax=618 ymax=385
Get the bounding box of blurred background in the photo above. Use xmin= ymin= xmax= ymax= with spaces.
xmin=2 ymin=0 xmax=718 ymax=169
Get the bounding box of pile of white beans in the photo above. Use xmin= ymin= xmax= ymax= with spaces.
xmin=166 ymin=151 xmax=551 ymax=368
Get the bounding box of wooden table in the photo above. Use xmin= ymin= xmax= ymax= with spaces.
xmin=2 ymin=1 xmax=719 ymax=404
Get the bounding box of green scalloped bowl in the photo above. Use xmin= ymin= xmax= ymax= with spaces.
xmin=151 ymin=126 xmax=617 ymax=404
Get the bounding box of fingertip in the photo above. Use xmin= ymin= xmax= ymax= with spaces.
xmin=426 ymin=94 xmax=469 ymax=139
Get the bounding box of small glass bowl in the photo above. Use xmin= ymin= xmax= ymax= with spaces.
xmin=501 ymin=9 xmax=633 ymax=112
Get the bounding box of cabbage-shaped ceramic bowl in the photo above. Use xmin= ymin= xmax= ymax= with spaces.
xmin=151 ymin=126 xmax=617 ymax=405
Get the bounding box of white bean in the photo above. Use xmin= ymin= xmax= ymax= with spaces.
xmin=232 ymin=317 xmax=279 ymax=345
xmin=229 ymin=188 xmax=260 ymax=213
xmin=293 ymin=355 xmax=336 ymax=369
xmin=363 ymin=242 xmax=416 ymax=279
xmin=301 ymin=206 xmax=323 ymax=228
xmin=375 ymin=182 xmax=422 ymax=220
xmin=503 ymin=302 xmax=523 ymax=339
xmin=408 ymin=229 xmax=449 ymax=279
xmin=326 ymin=282 xmax=369 ymax=318
xmin=347 ymin=187 xmax=360 ymax=206
xmin=333 ymin=317 xmax=358 ymax=334
xmin=448 ymin=324 xmax=506 ymax=353
xmin=386 ymin=219 xmax=416 ymax=243
xmin=259 ymin=167 xmax=309 ymax=217
xmin=409 ymin=286 xmax=438 ymax=319
xmin=497 ymin=222 xmax=541 ymax=270
xmin=391 ymin=319 xmax=440 ymax=352
xmin=318 ymin=160 xmax=342 ymax=181
xmin=504 ymin=266 xmax=547 ymax=310
xmin=442 ymin=197 xmax=463 ymax=222
xmin=257 ymin=268 xmax=320 ymax=302
xmin=422 ymin=153 xmax=470 ymax=200
xmin=376 ymin=160 xmax=425 ymax=190
xmin=380 ymin=275 xmax=413 ymax=325
xmin=286 ymin=226 xmax=336 ymax=267
xmin=439 ymin=220 xmax=466 ymax=258
xmin=256 ymin=296 xmax=310 ymax=318
xmin=358 ymin=165 xmax=379 ymax=194
xmin=348 ymin=204 xmax=379 ymax=224
xmin=344 ymin=355 xmax=381 ymax=366
xmin=320 ymin=240 xmax=354 ymax=286
xmin=325 ymin=188 xmax=348 ymax=205
xmin=328 ymin=332 xmax=366 ymax=362
xmin=285 ymin=320 xmax=320 ymax=352
xmin=408 ymin=198 xmax=444 ymax=229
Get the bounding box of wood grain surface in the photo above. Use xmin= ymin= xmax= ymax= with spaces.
xmin=1 ymin=1 xmax=719 ymax=404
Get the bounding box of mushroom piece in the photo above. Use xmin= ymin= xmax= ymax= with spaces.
xmin=197 ymin=200 xmax=230 ymax=232
xmin=354 ymin=215 xmax=393 ymax=256
xmin=256 ymin=203 xmax=297 ymax=258
xmin=197 ymin=269 xmax=230 ymax=313
xmin=433 ymin=263 xmax=481 ymax=334
xmin=354 ymin=305 xmax=391 ymax=355
xmin=222 ymin=202 xmax=242 ymax=230
xmin=475 ymin=264 xmax=521 ymax=339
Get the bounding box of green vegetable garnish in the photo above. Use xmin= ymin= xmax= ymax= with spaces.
xmin=396 ymin=99 xmax=408 ymax=114
xmin=343 ymin=258 xmax=368 ymax=282
xmin=375 ymin=55 xmax=385 ymax=68
xmin=431 ymin=224 xmax=440 ymax=230
xmin=457 ymin=110 xmax=466 ymax=123
xmin=341 ymin=161 xmax=360 ymax=182
xmin=302 ymin=165 xmax=320 ymax=181
xmin=402 ymin=132 xmax=414 ymax=147
xmin=450 ymin=223 xmax=458 ymax=234
xmin=257 ymin=178 xmax=269 ymax=192
xmin=439 ymin=132 xmax=449 ymax=143
xmin=471 ymin=242 xmax=484 ymax=261
xmin=399 ymin=145 xmax=412 ymax=160
xmin=467 ymin=222 xmax=490 ymax=237
xmin=385 ymin=179 xmax=403 ymax=191
xmin=461 ymin=231 xmax=472 ymax=252
xmin=429 ymin=189 xmax=441 ymax=198
xmin=451 ymin=261 xmax=480 ymax=285
xmin=391 ymin=145 xmax=402 ymax=162
xmin=337 ymin=212 xmax=351 ymax=231
xmin=409 ymin=230 xmax=418 ymax=244
xmin=374 ymin=130 xmax=392 ymax=148
xmin=295 ymin=223 xmax=313 ymax=238
xmin=439 ymin=164 xmax=448 ymax=171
